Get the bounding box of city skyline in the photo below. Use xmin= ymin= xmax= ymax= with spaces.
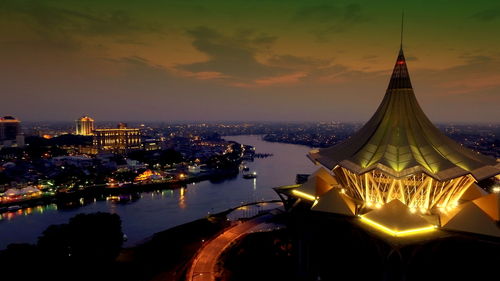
xmin=1 ymin=3 xmax=499 ymax=280
xmin=1 ymin=1 xmax=499 ymax=122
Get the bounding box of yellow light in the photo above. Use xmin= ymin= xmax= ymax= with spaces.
xmin=312 ymin=199 xmax=319 ymax=208
xmin=375 ymin=203 xmax=382 ymax=209
xmin=409 ymin=207 xmax=417 ymax=213
xmin=292 ymin=190 xmax=316 ymax=201
xmin=359 ymin=216 xmax=437 ymax=237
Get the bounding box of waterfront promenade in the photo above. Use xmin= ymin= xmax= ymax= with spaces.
xmin=187 ymin=212 xmax=275 ymax=281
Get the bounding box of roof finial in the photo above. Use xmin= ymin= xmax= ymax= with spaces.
xmin=400 ymin=10 xmax=404 ymax=50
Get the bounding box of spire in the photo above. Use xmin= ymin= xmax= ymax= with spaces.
xmin=400 ymin=10 xmax=404 ymax=50
xmin=387 ymin=49 xmax=412 ymax=90
xmin=387 ymin=12 xmax=412 ymax=90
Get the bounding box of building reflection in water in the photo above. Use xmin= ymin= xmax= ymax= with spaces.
xmin=0 ymin=204 xmax=58 ymax=221
xmin=161 ymin=190 xmax=174 ymax=197
xmin=0 ymin=187 xmax=189 ymax=221
xmin=178 ymin=187 xmax=186 ymax=209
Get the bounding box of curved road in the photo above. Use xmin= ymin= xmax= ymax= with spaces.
xmin=187 ymin=213 xmax=275 ymax=281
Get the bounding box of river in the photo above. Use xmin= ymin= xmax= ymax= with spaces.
xmin=0 ymin=135 xmax=316 ymax=249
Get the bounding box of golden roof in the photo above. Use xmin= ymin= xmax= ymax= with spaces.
xmin=78 ymin=116 xmax=94 ymax=122
xmin=309 ymin=48 xmax=500 ymax=181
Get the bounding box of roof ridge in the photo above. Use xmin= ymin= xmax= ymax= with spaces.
xmin=387 ymin=48 xmax=413 ymax=90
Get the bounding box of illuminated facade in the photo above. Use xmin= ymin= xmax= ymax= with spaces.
xmin=134 ymin=170 xmax=163 ymax=182
xmin=76 ymin=116 xmax=95 ymax=136
xmin=277 ymin=45 xmax=500 ymax=238
xmin=93 ymin=123 xmax=141 ymax=153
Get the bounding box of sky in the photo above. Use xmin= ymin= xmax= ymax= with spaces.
xmin=0 ymin=0 xmax=499 ymax=123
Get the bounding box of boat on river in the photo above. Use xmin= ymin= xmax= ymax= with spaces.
xmin=242 ymin=171 xmax=257 ymax=179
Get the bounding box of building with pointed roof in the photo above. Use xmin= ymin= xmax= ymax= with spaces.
xmin=276 ymin=45 xmax=500 ymax=238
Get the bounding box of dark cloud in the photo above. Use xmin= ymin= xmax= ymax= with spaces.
xmin=306 ymin=64 xmax=384 ymax=83
xmin=109 ymin=56 xmax=166 ymax=72
xmin=267 ymin=54 xmax=332 ymax=69
xmin=413 ymin=53 xmax=500 ymax=96
xmin=293 ymin=4 xmax=343 ymax=23
xmin=471 ymin=8 xmax=500 ymax=22
xmin=3 ymin=1 xmax=160 ymax=35
xmin=177 ymin=27 xmax=386 ymax=87
xmin=307 ymin=64 xmax=349 ymax=77
xmin=111 ymin=56 xmax=155 ymax=66
xmin=252 ymin=34 xmax=278 ymax=46
xmin=0 ymin=1 xmax=161 ymax=51
xmin=293 ymin=3 xmax=366 ymax=41
xmin=103 ymin=55 xmax=181 ymax=87
xmin=178 ymin=27 xmax=288 ymax=80
xmin=459 ymin=54 xmax=495 ymax=64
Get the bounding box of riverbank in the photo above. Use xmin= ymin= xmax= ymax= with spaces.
xmin=0 ymin=167 xmax=240 ymax=214
xmin=0 ymin=135 xmax=316 ymax=250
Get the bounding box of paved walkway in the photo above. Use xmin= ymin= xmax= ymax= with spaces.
xmin=187 ymin=213 xmax=273 ymax=281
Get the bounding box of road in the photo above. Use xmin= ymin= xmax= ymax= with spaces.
xmin=187 ymin=213 xmax=274 ymax=281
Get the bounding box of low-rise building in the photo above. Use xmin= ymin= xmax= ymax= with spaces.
xmin=93 ymin=123 xmax=141 ymax=153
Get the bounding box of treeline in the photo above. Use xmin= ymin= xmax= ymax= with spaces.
xmin=0 ymin=212 xmax=125 ymax=281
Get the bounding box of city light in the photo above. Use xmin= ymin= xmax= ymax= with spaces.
xmin=359 ymin=216 xmax=437 ymax=237
xmin=292 ymin=190 xmax=317 ymax=201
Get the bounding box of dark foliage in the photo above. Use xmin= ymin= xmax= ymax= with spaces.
xmin=128 ymin=149 xmax=184 ymax=166
xmin=37 ymin=212 xmax=123 ymax=264
xmin=0 ymin=244 xmax=42 ymax=280
xmin=67 ymin=212 xmax=124 ymax=263
xmin=0 ymin=212 xmax=124 ymax=281
xmin=219 ymin=229 xmax=299 ymax=281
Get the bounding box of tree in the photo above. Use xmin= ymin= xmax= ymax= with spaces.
xmin=37 ymin=212 xmax=124 ymax=265
xmin=67 ymin=212 xmax=124 ymax=264
xmin=158 ymin=149 xmax=183 ymax=166
xmin=0 ymin=243 xmax=41 ymax=281
xmin=37 ymin=223 xmax=71 ymax=260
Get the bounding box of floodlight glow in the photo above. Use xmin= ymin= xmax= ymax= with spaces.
xmin=359 ymin=216 xmax=436 ymax=237
xmin=292 ymin=190 xmax=316 ymax=201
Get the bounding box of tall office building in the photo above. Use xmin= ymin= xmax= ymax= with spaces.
xmin=76 ymin=116 xmax=95 ymax=136
xmin=0 ymin=116 xmax=24 ymax=148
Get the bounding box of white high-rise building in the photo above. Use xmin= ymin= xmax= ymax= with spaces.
xmin=76 ymin=116 xmax=95 ymax=136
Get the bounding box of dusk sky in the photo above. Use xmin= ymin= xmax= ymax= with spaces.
xmin=1 ymin=0 xmax=499 ymax=122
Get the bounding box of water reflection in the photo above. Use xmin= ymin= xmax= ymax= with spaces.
xmin=105 ymin=193 xmax=141 ymax=204
xmin=179 ymin=187 xmax=186 ymax=209
xmin=0 ymin=135 xmax=316 ymax=249
xmin=0 ymin=204 xmax=58 ymax=221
